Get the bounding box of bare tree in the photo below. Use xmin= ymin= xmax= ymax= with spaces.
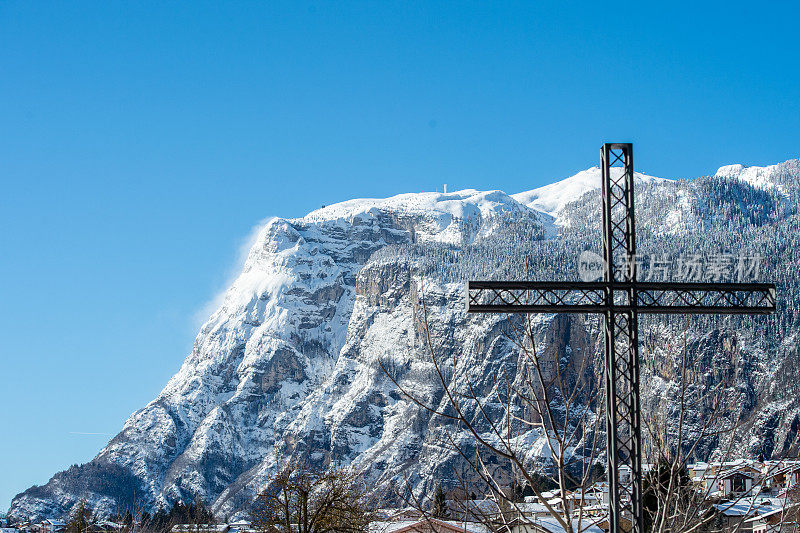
xmin=251 ymin=461 xmax=375 ymax=533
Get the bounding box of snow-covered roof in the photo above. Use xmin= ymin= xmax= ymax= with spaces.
xmin=370 ymin=517 xmax=489 ymax=533
xmin=513 ymin=516 xmax=605 ymax=533
xmin=745 ymin=505 xmax=800 ymax=523
xmin=713 ymin=500 xmax=776 ymax=517
xmin=765 ymin=463 xmax=800 ymax=477
xmin=171 ymin=525 xmax=227 ymax=533
xmin=717 ymin=465 xmax=761 ymax=479
xmin=509 ymin=502 xmax=550 ymax=513
xmin=448 ymin=499 xmax=500 ymax=515
xmin=95 ymin=521 xmax=123 ymax=529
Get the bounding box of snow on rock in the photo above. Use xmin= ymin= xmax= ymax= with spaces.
xmin=512 ymin=166 xmax=669 ymax=218
xmin=715 ymin=163 xmax=780 ymax=190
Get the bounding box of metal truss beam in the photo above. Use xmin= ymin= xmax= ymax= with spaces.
xmin=466 ymin=281 xmax=777 ymax=315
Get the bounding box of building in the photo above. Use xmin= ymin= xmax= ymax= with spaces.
xmin=91 ymin=522 xmax=123 ymax=533
xmin=30 ymin=520 xmax=65 ymax=533
xmin=746 ymin=505 xmax=800 ymax=533
xmin=711 ymin=500 xmax=778 ymax=533
xmin=171 ymin=525 xmax=228 ymax=533
xmin=691 ymin=461 xmax=762 ymax=498
xmin=446 ymin=500 xmax=501 ymax=523
xmin=762 ymin=462 xmax=800 ymax=493
xmin=506 ymin=516 xmax=605 ymax=533
xmin=226 ymin=520 xmax=258 ymax=533
xmin=370 ymin=517 xmax=488 ymax=533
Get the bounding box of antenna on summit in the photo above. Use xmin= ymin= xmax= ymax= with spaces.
xmin=443 ymin=183 xmax=447 ymax=194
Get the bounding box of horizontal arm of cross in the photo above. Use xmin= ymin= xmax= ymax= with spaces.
xmin=466 ymin=280 xmax=776 ymax=315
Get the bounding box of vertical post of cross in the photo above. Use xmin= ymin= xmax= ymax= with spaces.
xmin=600 ymin=143 xmax=644 ymax=533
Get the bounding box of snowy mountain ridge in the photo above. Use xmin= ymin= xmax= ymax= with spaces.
xmin=714 ymin=161 xmax=790 ymax=196
xmin=9 ymin=158 xmax=800 ymax=521
xmin=511 ymin=166 xmax=669 ymax=217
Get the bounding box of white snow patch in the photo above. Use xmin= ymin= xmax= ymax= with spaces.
xmin=715 ymin=163 xmax=782 ymax=190
xmin=513 ymin=167 xmax=670 ymax=217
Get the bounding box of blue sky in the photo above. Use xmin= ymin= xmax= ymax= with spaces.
xmin=1 ymin=0 xmax=799 ymax=512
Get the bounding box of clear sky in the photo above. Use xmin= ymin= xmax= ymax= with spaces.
xmin=1 ymin=0 xmax=799 ymax=512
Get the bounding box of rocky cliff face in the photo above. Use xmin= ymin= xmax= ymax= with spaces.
xmin=10 ymin=161 xmax=800 ymax=520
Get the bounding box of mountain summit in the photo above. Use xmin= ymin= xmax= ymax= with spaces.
xmin=512 ymin=166 xmax=669 ymax=215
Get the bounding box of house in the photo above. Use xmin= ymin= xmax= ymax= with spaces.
xmin=564 ymin=492 xmax=604 ymax=514
xmin=171 ymin=525 xmax=227 ymax=533
xmin=618 ymin=465 xmax=632 ymax=486
xmin=502 ymin=499 xmax=608 ymax=523
xmin=226 ymin=520 xmax=257 ymax=533
xmin=91 ymin=522 xmax=123 ymax=533
xmin=762 ymin=462 xmax=800 ymax=492
xmin=587 ymin=483 xmax=610 ymax=506
xmin=506 ymin=516 xmax=606 ymax=533
xmin=541 ymin=489 xmax=606 ymax=516
xmin=169 ymin=521 xmax=259 ymax=533
xmin=719 ymin=467 xmax=761 ymax=498
xmin=688 ymin=462 xmax=710 ymax=492
xmin=702 ymin=464 xmax=762 ymax=498
xmin=711 ymin=500 xmax=777 ymax=533
xmin=31 ymin=520 xmax=65 ymax=533
xmin=538 ymin=491 xmax=560 ymax=501
xmin=44 ymin=520 xmax=65 ymax=533
xmin=446 ymin=500 xmax=500 ymax=523
xmin=506 ymin=502 xmax=553 ymax=520
xmin=544 ymin=498 xmax=565 ymax=514
xmin=746 ymin=505 xmax=800 ymax=533
xmin=575 ymin=505 xmax=610 ymax=519
xmin=370 ymin=517 xmax=488 ymax=533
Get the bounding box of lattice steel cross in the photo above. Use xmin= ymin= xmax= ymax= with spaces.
xmin=465 ymin=143 xmax=776 ymax=533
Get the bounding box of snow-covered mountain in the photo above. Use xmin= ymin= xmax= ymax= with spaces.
xmin=9 ymin=158 xmax=800 ymax=520
xmin=511 ymin=166 xmax=668 ymax=215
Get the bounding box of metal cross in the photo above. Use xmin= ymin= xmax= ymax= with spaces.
xmin=465 ymin=143 xmax=776 ymax=533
